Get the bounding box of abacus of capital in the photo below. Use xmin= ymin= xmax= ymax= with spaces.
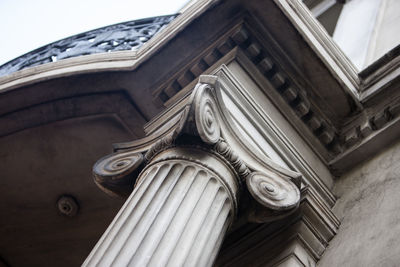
xmin=83 ymin=75 xmax=302 ymax=267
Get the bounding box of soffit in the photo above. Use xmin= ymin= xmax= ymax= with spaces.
xmin=0 ymin=115 xmax=131 ymax=266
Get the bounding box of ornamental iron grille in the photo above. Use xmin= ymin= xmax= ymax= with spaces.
xmin=0 ymin=14 xmax=177 ymax=76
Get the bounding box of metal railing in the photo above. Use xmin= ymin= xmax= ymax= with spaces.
xmin=0 ymin=14 xmax=177 ymax=76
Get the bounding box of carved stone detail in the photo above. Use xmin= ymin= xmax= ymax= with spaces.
xmin=93 ymin=151 xmax=143 ymax=197
xmin=151 ymin=20 xmax=400 ymax=162
xmin=153 ymin=25 xmax=341 ymax=154
xmin=192 ymin=84 xmax=221 ymax=144
xmin=214 ymin=140 xmax=250 ymax=180
xmin=144 ymin=134 xmax=175 ymax=162
xmin=93 ymin=75 xmax=301 ymax=218
xmin=246 ymin=171 xmax=300 ymax=211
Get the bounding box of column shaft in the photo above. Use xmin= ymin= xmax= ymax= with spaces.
xmin=83 ymin=148 xmax=238 ymax=267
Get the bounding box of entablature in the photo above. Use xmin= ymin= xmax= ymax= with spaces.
xmin=147 ymin=2 xmax=400 ymax=175
xmin=151 ymin=20 xmax=345 ymax=162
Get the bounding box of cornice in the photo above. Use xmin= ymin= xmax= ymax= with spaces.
xmin=148 ymin=11 xmax=400 ymax=174
xmin=152 ymin=22 xmax=345 ymax=158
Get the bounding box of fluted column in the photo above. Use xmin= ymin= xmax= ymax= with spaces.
xmin=84 ymin=75 xmax=301 ymax=267
xmin=83 ymin=146 xmax=239 ymax=267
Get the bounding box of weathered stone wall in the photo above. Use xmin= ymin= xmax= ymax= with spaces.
xmin=319 ymin=139 xmax=400 ymax=266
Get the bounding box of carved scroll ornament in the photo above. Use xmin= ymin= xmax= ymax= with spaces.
xmin=93 ymin=75 xmax=301 ymax=223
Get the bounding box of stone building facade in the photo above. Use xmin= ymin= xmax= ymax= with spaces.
xmin=0 ymin=0 xmax=399 ymax=266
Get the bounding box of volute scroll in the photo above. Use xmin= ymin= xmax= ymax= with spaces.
xmin=93 ymin=151 xmax=144 ymax=197
xmin=246 ymin=171 xmax=300 ymax=211
xmin=192 ymin=83 xmax=221 ymax=144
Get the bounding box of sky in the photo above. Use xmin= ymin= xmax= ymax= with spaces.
xmin=0 ymin=0 xmax=190 ymax=65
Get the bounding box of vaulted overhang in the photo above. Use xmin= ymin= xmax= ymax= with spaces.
xmin=0 ymin=0 xmax=399 ymax=266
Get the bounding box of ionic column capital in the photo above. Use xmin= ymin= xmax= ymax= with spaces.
xmin=93 ymin=75 xmax=301 ymax=223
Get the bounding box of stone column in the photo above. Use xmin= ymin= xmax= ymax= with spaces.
xmin=84 ymin=76 xmax=301 ymax=267
xmin=83 ymin=146 xmax=239 ymax=267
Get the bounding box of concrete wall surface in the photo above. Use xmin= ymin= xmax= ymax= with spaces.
xmin=319 ymin=139 xmax=400 ymax=266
